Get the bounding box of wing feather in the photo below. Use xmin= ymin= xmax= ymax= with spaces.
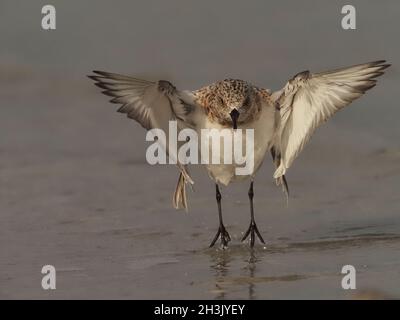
xmin=88 ymin=71 xmax=201 ymax=209
xmin=273 ymin=60 xmax=390 ymax=178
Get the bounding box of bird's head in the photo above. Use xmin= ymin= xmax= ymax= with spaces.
xmin=214 ymin=79 xmax=257 ymax=129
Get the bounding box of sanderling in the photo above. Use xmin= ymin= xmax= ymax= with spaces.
xmin=88 ymin=60 xmax=390 ymax=248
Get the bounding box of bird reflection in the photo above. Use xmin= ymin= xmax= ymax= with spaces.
xmin=209 ymin=249 xmax=232 ymax=299
xmin=208 ymin=246 xmax=262 ymax=299
xmin=242 ymin=249 xmax=259 ymax=299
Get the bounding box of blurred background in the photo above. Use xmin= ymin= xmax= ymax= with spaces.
xmin=0 ymin=0 xmax=399 ymax=299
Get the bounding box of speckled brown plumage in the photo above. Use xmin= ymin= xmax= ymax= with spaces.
xmin=193 ymin=79 xmax=272 ymax=127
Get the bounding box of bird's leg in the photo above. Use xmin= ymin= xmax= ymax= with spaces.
xmin=209 ymin=184 xmax=231 ymax=248
xmin=242 ymin=181 xmax=265 ymax=247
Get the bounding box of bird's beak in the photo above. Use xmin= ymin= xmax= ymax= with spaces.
xmin=230 ymin=108 xmax=240 ymax=129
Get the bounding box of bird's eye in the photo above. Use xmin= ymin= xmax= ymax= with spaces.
xmin=243 ymin=96 xmax=250 ymax=106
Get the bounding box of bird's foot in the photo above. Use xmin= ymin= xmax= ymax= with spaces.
xmin=242 ymin=221 xmax=265 ymax=247
xmin=209 ymin=224 xmax=231 ymax=248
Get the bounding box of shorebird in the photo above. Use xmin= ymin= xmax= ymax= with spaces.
xmin=89 ymin=60 xmax=390 ymax=248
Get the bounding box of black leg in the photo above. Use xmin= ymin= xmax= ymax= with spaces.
xmin=209 ymin=184 xmax=231 ymax=248
xmin=242 ymin=181 xmax=265 ymax=247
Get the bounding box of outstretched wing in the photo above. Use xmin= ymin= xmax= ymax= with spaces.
xmin=88 ymin=71 xmax=201 ymax=208
xmin=88 ymin=70 xmax=197 ymax=130
xmin=272 ymin=60 xmax=390 ymax=178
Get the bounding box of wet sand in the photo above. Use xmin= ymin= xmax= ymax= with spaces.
xmin=1 ymin=0 xmax=399 ymax=299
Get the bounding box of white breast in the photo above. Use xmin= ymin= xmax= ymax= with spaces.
xmin=198 ymin=105 xmax=276 ymax=186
